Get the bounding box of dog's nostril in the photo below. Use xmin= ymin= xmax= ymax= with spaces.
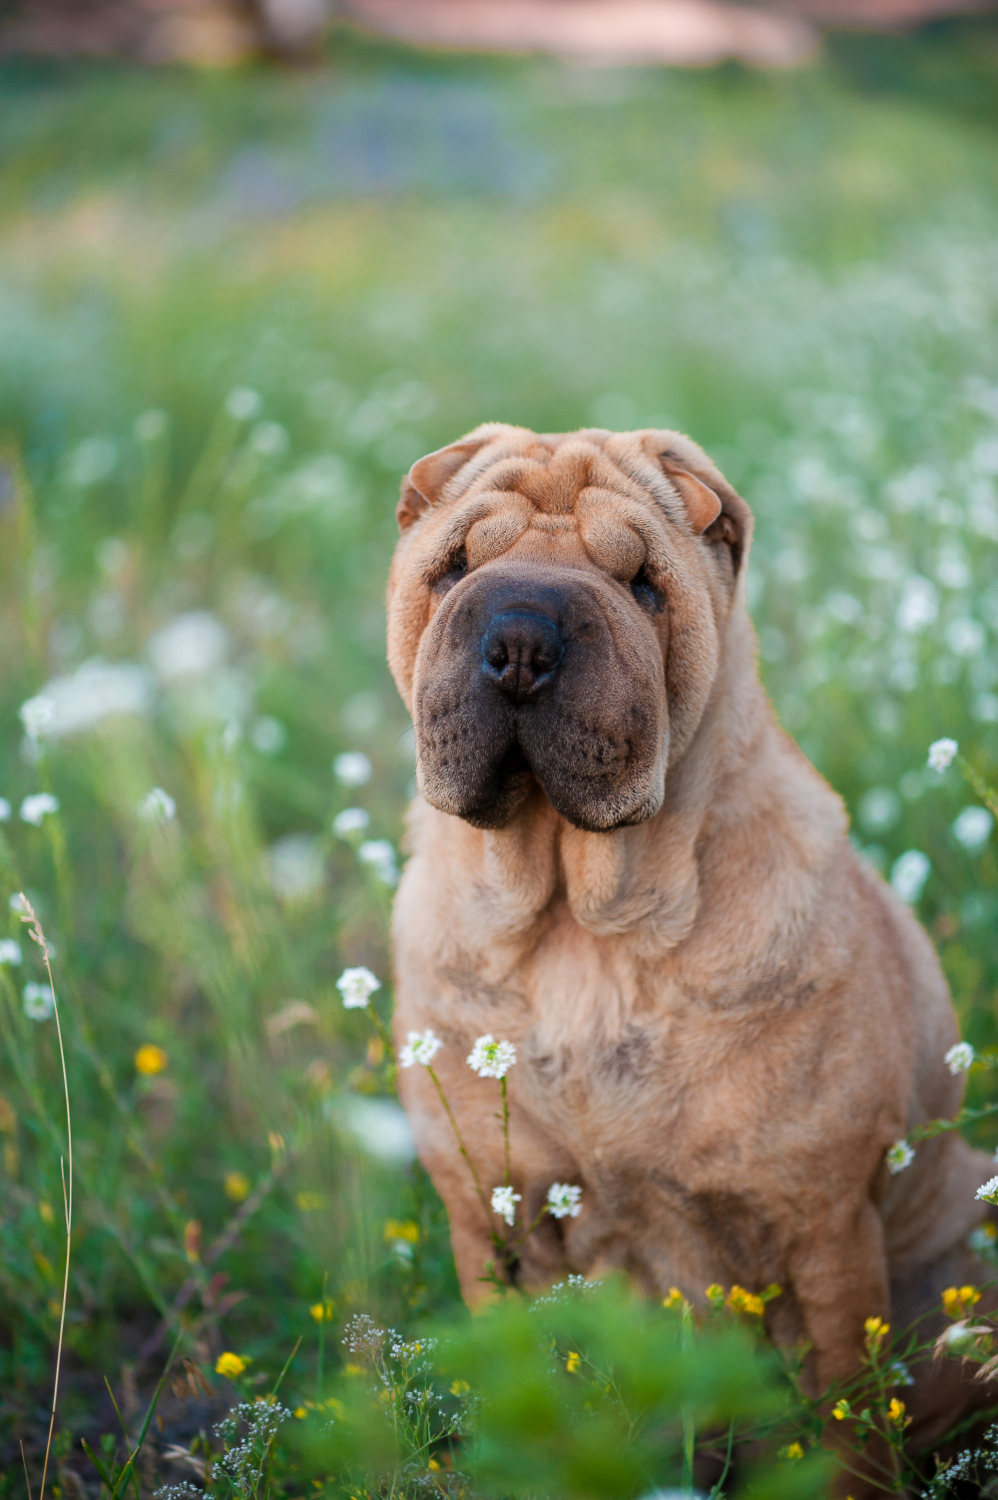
xmin=481 ymin=610 xmax=564 ymax=700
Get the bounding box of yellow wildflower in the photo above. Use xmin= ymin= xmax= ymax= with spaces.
xmin=705 ymin=1283 xmax=725 ymax=1306
xmin=832 ymin=1399 xmax=851 ymax=1421
xmin=325 ymin=1397 xmax=345 ymax=1417
xmin=779 ymin=1443 xmax=804 ymax=1461
xmin=294 ymin=1407 xmax=308 ymax=1419
xmin=384 ymin=1219 xmax=420 ymax=1244
xmin=450 ymin=1379 xmax=470 ymax=1396
xmin=345 ymin=1363 xmax=362 ymax=1376
xmin=310 ymin=1299 xmax=335 ymax=1322
xmin=215 ymin=1352 xmax=248 ymax=1378
xmin=887 ymin=1398 xmax=907 ymax=1426
xmin=135 ymin=1044 xmax=168 ymax=1076
xmin=728 ymin=1285 xmax=765 ymax=1317
xmin=566 ymin=1351 xmax=581 ymax=1373
xmin=428 ymin=1459 xmax=440 ymax=1472
xmin=864 ymin=1316 xmax=889 ymax=1353
xmin=942 ymin=1285 xmax=980 ymax=1319
xmin=296 ymin=1191 xmax=323 ymax=1212
xmin=662 ymin=1287 xmax=684 ymax=1309
xmin=224 ymin=1171 xmax=250 ymax=1202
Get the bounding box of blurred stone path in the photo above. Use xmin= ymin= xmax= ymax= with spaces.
xmin=0 ymin=0 xmax=993 ymax=66
xmin=345 ymin=0 xmax=816 ymax=68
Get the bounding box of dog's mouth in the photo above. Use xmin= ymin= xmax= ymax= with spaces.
xmin=413 ymin=569 xmax=667 ymax=833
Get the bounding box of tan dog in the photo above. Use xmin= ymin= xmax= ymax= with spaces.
xmin=386 ymin=423 xmax=993 ymax=1484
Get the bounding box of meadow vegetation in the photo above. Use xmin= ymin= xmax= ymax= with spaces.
xmin=1 ymin=23 xmax=997 ymax=1496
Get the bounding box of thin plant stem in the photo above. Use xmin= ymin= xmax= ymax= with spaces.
xmin=317 ymin=1272 xmax=328 ymax=1401
xmin=20 ymin=1440 xmax=33 ymax=1500
xmin=425 ymin=1065 xmax=490 ymax=1219
xmin=680 ymin=1299 xmax=696 ymax=1492
xmin=500 ymin=1076 xmax=511 ymax=1188
xmin=958 ymin=755 xmax=998 ymax=820
xmin=19 ymin=895 xmax=71 ymax=1500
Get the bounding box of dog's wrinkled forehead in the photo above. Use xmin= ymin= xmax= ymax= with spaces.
xmin=397 ymin=423 xmax=725 ymax=538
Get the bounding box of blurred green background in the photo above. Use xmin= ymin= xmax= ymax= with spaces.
xmin=1 ymin=20 xmax=997 ymax=1491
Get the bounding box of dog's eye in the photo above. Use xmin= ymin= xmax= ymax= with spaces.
xmin=432 ymin=546 xmax=468 ymax=595
xmin=629 ymin=566 xmax=663 ymax=614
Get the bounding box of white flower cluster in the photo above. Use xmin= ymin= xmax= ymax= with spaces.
xmin=976 ymin=1176 xmax=998 ymax=1206
xmin=23 ymin=982 xmax=54 ymax=1022
xmin=20 ymin=793 xmax=59 ymax=827
xmin=214 ymin=1400 xmax=291 ymax=1494
xmin=337 ymin=966 xmax=381 ymax=1010
xmin=546 ymin=1182 xmax=583 ymax=1219
xmin=333 ymin=806 xmax=370 ymax=839
xmin=342 ymin=1312 xmax=386 ymax=1355
xmin=358 ymin=838 xmax=398 ymax=886
xmin=491 ymin=1185 xmax=521 ymax=1226
xmin=467 ymin=1034 xmax=516 ymax=1079
xmin=20 ymin=695 xmax=56 ymax=741
xmin=886 ymin=1140 xmax=914 ymax=1174
xmin=334 ymin=751 xmax=372 ymax=788
xmin=945 ymin=1041 xmax=975 ymax=1075
xmin=398 ymin=1029 xmax=442 ymax=1068
xmin=137 ymin=787 xmax=176 ymax=824
xmin=927 ymin=738 xmax=958 ymax=772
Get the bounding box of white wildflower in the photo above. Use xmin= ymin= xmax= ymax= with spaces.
xmin=952 ymin=806 xmax=994 ymax=853
xmin=398 ymin=1029 xmax=443 ymax=1068
xmin=976 ymin=1176 xmax=998 ymax=1205
xmin=225 ymin=386 xmax=262 ymax=421
xmin=333 ymin=807 xmax=370 ymax=838
xmin=358 ymin=839 xmax=398 ymax=886
xmin=491 ymin=1185 xmax=521 ymax=1226
xmin=467 ymin=1034 xmax=517 ymax=1080
xmin=546 ymin=1182 xmax=583 ymax=1219
xmin=19 ymin=696 xmax=56 ymax=741
xmin=147 ymin=611 xmax=229 ymax=682
xmin=0 ymin=940 xmax=21 ymax=965
xmin=0 ymin=799 xmax=9 ymax=821
xmin=945 ymin=1042 xmax=974 ymax=1075
xmin=133 ymin=408 xmax=167 ymax=441
xmin=886 ymin=1140 xmax=914 ymax=1174
xmin=333 ymin=751 xmax=372 ymax=788
xmin=137 ymin=787 xmax=176 ymax=824
xmin=337 ymin=966 xmax=381 ymax=1010
xmin=250 ymin=716 xmax=286 ymax=754
xmin=891 ymin=850 xmax=930 ymax=904
xmin=266 ymin=834 xmax=324 ymax=900
xmin=30 ymin=660 xmax=152 ymax=737
xmin=23 ymin=982 xmax=54 ymax=1021
xmin=20 ymin=793 xmax=59 ymax=827
xmin=927 ymin=738 xmax=958 ymax=772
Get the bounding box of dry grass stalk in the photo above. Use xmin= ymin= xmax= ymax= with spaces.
xmin=18 ymin=893 xmax=72 ymax=1500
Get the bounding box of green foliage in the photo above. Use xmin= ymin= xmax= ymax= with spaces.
xmin=0 ymin=21 xmax=996 ymax=1496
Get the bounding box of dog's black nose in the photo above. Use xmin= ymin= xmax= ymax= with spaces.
xmin=482 ymin=610 xmax=564 ymax=701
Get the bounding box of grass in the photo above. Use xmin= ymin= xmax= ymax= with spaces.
xmin=0 ymin=18 xmax=997 ymax=1495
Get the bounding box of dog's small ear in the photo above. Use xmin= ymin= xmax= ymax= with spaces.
xmin=657 ymin=453 xmax=723 ymax=535
xmin=397 ymin=439 xmax=487 ymax=530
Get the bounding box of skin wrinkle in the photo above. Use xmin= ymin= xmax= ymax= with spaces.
xmin=387 ymin=423 xmax=997 ymax=1496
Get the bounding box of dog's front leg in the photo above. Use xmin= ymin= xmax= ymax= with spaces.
xmin=397 ymin=1059 xmax=574 ymax=1304
xmin=789 ymin=1199 xmax=895 ymax=1496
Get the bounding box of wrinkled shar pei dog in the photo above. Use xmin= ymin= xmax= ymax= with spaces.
xmin=384 ymin=423 xmax=994 ymax=1492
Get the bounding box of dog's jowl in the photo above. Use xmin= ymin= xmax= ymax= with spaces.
xmin=385 ymin=423 xmax=992 ymax=1482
